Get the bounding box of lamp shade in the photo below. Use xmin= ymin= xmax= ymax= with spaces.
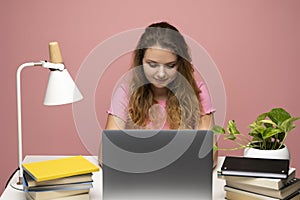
xmin=43 ymin=69 xmax=83 ymax=105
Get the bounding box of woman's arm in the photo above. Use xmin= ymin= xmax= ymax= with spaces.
xmin=105 ymin=114 xmax=126 ymax=130
xmin=198 ymin=113 xmax=218 ymax=168
xmin=198 ymin=113 xmax=214 ymax=130
xmin=98 ymin=114 xmax=126 ymax=166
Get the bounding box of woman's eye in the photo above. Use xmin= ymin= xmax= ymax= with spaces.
xmin=148 ymin=62 xmax=158 ymax=68
xmin=146 ymin=62 xmax=176 ymax=69
xmin=166 ymin=64 xmax=176 ymax=69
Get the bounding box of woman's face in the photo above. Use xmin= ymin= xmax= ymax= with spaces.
xmin=142 ymin=47 xmax=178 ymax=89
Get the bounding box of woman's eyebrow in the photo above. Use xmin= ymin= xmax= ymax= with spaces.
xmin=144 ymin=59 xmax=177 ymax=65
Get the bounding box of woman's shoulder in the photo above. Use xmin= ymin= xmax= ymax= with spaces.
xmin=195 ymin=80 xmax=216 ymax=114
xmin=113 ymin=80 xmax=131 ymax=97
xmin=195 ymin=80 xmax=210 ymax=96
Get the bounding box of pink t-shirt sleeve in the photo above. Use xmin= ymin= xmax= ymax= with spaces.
xmin=107 ymin=83 xmax=129 ymax=122
xmin=198 ymin=81 xmax=216 ymax=115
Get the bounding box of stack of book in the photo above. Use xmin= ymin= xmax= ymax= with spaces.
xmin=22 ymin=156 xmax=99 ymax=200
xmin=219 ymin=156 xmax=300 ymax=200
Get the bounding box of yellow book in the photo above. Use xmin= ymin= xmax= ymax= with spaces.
xmin=22 ymin=156 xmax=99 ymax=182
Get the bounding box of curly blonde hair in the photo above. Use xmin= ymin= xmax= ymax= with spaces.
xmin=126 ymin=22 xmax=202 ymax=129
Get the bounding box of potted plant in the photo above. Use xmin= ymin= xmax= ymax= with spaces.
xmin=212 ymin=108 xmax=299 ymax=159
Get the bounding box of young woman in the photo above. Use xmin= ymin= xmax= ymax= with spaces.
xmin=101 ymin=21 xmax=217 ymax=166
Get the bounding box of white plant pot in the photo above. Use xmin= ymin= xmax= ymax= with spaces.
xmin=244 ymin=145 xmax=290 ymax=160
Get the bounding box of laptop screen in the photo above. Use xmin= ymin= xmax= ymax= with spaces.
xmin=102 ymin=129 xmax=213 ymax=200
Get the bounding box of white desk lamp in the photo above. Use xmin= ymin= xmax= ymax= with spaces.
xmin=12 ymin=42 xmax=83 ymax=190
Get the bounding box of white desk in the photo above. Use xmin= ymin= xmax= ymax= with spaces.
xmin=1 ymin=156 xmax=226 ymax=200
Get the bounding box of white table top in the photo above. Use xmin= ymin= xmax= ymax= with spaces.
xmin=1 ymin=156 xmax=226 ymax=200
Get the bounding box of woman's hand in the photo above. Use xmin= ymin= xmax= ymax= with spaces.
xmin=99 ymin=114 xmax=126 ymax=167
xmin=198 ymin=113 xmax=218 ymax=168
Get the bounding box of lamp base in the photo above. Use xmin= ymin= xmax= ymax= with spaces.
xmin=10 ymin=177 xmax=23 ymax=191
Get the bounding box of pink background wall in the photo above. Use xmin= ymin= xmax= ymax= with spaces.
xmin=1 ymin=0 xmax=300 ymax=194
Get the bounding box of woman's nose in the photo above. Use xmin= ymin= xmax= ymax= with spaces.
xmin=157 ymin=65 xmax=166 ymax=78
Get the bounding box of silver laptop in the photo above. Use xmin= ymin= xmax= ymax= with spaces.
xmin=102 ymin=129 xmax=213 ymax=200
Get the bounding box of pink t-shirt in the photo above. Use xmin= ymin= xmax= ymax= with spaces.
xmin=107 ymin=81 xmax=215 ymax=129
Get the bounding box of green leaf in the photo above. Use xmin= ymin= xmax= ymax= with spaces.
xmin=267 ymin=108 xmax=291 ymax=126
xmin=259 ymin=119 xmax=277 ymax=127
xmin=227 ymin=120 xmax=240 ymax=135
xmin=262 ymin=127 xmax=282 ymax=140
xmin=212 ymin=125 xmax=225 ymax=135
xmin=249 ymin=121 xmax=264 ymax=136
xmin=227 ymin=133 xmax=236 ymax=140
xmin=257 ymin=113 xmax=267 ymax=121
xmin=280 ymin=117 xmax=300 ymax=133
xmin=251 ymin=136 xmax=263 ymax=143
xmin=213 ymin=144 xmax=218 ymax=151
xmin=249 ymin=130 xmax=263 ymax=139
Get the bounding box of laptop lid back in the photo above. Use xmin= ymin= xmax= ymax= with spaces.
xmin=102 ymin=129 xmax=213 ymax=200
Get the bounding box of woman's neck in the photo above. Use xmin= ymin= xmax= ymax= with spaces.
xmin=151 ymin=85 xmax=168 ymax=101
